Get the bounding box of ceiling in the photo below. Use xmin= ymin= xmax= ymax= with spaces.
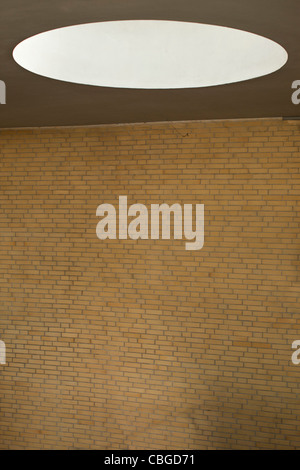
xmin=0 ymin=0 xmax=299 ymax=128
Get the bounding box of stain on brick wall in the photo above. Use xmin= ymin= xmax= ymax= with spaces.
xmin=0 ymin=118 xmax=299 ymax=449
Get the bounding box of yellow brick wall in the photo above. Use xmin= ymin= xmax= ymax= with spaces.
xmin=0 ymin=118 xmax=299 ymax=449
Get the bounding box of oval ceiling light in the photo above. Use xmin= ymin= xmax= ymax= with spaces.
xmin=12 ymin=20 xmax=288 ymax=90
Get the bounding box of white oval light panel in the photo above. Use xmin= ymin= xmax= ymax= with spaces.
xmin=12 ymin=20 xmax=288 ymax=89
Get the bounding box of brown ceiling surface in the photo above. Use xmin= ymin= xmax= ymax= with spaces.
xmin=0 ymin=0 xmax=299 ymax=128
